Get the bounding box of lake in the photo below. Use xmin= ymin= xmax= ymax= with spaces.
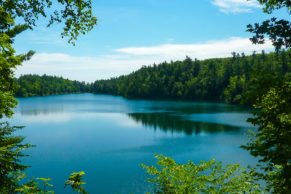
xmin=11 ymin=93 xmax=257 ymax=193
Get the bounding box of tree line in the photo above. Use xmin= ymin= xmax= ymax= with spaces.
xmin=91 ymin=49 xmax=290 ymax=104
xmin=15 ymin=74 xmax=90 ymax=97
xmin=16 ymin=50 xmax=291 ymax=106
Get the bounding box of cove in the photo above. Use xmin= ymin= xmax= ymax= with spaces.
xmin=10 ymin=93 xmax=257 ymax=193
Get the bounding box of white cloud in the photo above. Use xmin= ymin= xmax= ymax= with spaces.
xmin=17 ymin=53 xmax=161 ymax=82
xmin=211 ymin=0 xmax=261 ymax=13
xmin=17 ymin=37 xmax=274 ymax=82
xmin=116 ymin=37 xmax=273 ymax=59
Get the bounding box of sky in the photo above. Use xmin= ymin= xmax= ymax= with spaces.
xmin=14 ymin=0 xmax=290 ymax=82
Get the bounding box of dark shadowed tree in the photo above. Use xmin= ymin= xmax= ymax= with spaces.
xmin=242 ymin=0 xmax=291 ymax=193
xmin=247 ymin=0 xmax=291 ymax=50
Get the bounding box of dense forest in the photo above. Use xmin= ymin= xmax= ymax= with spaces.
xmin=15 ymin=74 xmax=90 ymax=97
xmin=16 ymin=50 xmax=291 ymax=105
xmin=91 ymin=50 xmax=291 ymax=104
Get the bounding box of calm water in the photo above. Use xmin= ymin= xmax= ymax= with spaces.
xmin=10 ymin=94 xmax=257 ymax=193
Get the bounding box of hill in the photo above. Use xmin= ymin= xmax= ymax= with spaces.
xmin=91 ymin=50 xmax=291 ymax=104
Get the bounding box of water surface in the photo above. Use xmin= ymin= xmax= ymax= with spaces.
xmin=11 ymin=94 xmax=256 ymax=193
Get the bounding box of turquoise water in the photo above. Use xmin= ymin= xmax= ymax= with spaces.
xmin=11 ymin=94 xmax=257 ymax=193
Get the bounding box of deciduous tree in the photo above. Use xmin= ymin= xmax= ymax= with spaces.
xmin=247 ymin=0 xmax=291 ymax=50
xmin=242 ymin=74 xmax=291 ymax=193
xmin=141 ymin=154 xmax=263 ymax=193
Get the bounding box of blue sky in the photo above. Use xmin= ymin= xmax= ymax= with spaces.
xmin=14 ymin=0 xmax=289 ymax=82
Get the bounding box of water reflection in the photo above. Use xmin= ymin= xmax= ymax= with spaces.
xmin=16 ymin=94 xmax=249 ymax=134
xmin=127 ymin=113 xmax=240 ymax=135
xmin=20 ymin=106 xmax=64 ymax=116
xmin=149 ymin=102 xmax=250 ymax=114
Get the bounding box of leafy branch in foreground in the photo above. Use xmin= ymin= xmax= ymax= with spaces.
xmin=0 ymin=122 xmax=32 ymax=192
xmin=247 ymin=0 xmax=291 ymax=50
xmin=65 ymin=171 xmax=88 ymax=194
xmin=0 ymin=0 xmax=97 ymax=45
xmin=15 ymin=176 xmax=54 ymax=194
xmin=242 ymin=74 xmax=291 ymax=193
xmin=14 ymin=171 xmax=88 ymax=193
xmin=141 ymin=154 xmax=263 ymax=193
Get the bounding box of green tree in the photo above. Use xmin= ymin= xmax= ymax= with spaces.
xmin=65 ymin=171 xmax=88 ymax=194
xmin=224 ymin=75 xmax=247 ymax=104
xmin=91 ymin=50 xmax=290 ymax=104
xmin=242 ymin=74 xmax=291 ymax=193
xmin=141 ymin=154 xmax=263 ymax=193
xmin=0 ymin=122 xmax=32 ymax=192
xmin=15 ymin=177 xmax=54 ymax=194
xmin=241 ymin=1 xmax=291 ymax=193
xmin=0 ymin=0 xmax=97 ymax=115
xmin=247 ymin=0 xmax=291 ymax=50
xmin=15 ymin=74 xmax=90 ymax=97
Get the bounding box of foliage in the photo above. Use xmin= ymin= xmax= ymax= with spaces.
xmin=0 ymin=6 xmax=34 ymax=118
xmin=65 ymin=171 xmax=88 ymax=194
xmin=241 ymin=1 xmax=291 ymax=193
xmin=15 ymin=177 xmax=54 ymax=194
xmin=0 ymin=0 xmax=96 ymax=192
xmin=15 ymin=74 xmax=90 ymax=97
xmin=223 ymin=75 xmax=247 ymax=104
xmin=247 ymin=0 xmax=291 ymax=50
xmin=14 ymin=172 xmax=88 ymax=193
xmin=16 ymin=50 xmax=291 ymax=106
xmin=91 ymin=50 xmax=291 ymax=105
xmin=242 ymin=74 xmax=291 ymax=193
xmin=0 ymin=0 xmax=97 ymax=116
xmin=141 ymin=154 xmax=263 ymax=194
xmin=0 ymin=0 xmax=97 ymax=45
xmin=257 ymin=0 xmax=291 ymax=13
xmin=0 ymin=122 xmax=32 ymax=192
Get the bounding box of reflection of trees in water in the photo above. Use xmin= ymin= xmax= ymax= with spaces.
xmin=20 ymin=106 xmax=64 ymax=116
xmin=128 ymin=113 xmax=240 ymax=135
xmin=149 ymin=104 xmax=250 ymax=114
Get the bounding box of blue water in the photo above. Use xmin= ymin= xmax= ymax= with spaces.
xmin=10 ymin=94 xmax=257 ymax=193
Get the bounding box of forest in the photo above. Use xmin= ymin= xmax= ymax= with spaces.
xmin=15 ymin=74 xmax=90 ymax=97
xmin=17 ymin=49 xmax=291 ymax=105
xmin=90 ymin=50 xmax=291 ymax=104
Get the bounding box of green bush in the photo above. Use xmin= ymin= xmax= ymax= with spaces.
xmin=141 ymin=154 xmax=263 ymax=194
